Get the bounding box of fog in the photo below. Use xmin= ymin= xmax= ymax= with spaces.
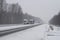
xmin=6 ymin=0 xmax=60 ymax=23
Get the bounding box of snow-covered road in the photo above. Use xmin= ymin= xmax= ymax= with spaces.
xmin=0 ymin=24 xmax=49 ymax=40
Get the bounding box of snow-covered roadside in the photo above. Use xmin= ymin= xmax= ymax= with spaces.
xmin=47 ymin=25 xmax=60 ymax=40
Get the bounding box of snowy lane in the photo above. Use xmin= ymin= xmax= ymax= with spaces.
xmin=0 ymin=24 xmax=49 ymax=40
xmin=0 ymin=24 xmax=40 ymax=37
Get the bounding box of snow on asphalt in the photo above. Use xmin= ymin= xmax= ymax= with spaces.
xmin=0 ymin=24 xmax=49 ymax=40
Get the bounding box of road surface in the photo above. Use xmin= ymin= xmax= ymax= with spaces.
xmin=0 ymin=24 xmax=40 ymax=36
xmin=0 ymin=24 xmax=49 ymax=40
xmin=1 ymin=24 xmax=60 ymax=40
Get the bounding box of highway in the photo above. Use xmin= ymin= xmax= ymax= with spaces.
xmin=0 ymin=24 xmax=49 ymax=40
xmin=0 ymin=24 xmax=60 ymax=40
xmin=0 ymin=24 xmax=40 ymax=37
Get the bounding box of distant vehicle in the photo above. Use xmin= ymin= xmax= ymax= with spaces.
xmin=24 ymin=19 xmax=29 ymax=24
xmin=24 ymin=19 xmax=34 ymax=24
xmin=29 ymin=19 xmax=34 ymax=24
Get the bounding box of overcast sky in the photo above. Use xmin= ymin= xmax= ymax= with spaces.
xmin=6 ymin=0 xmax=60 ymax=23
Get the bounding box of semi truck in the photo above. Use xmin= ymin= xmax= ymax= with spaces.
xmin=24 ymin=19 xmax=34 ymax=24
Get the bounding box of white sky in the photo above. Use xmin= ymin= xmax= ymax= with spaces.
xmin=6 ymin=0 xmax=60 ymax=23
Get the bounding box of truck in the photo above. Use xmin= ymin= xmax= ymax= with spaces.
xmin=24 ymin=19 xmax=34 ymax=24
xmin=24 ymin=19 xmax=29 ymax=24
xmin=29 ymin=19 xmax=34 ymax=24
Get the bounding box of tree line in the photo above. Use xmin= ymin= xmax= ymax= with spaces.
xmin=49 ymin=12 xmax=60 ymax=26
